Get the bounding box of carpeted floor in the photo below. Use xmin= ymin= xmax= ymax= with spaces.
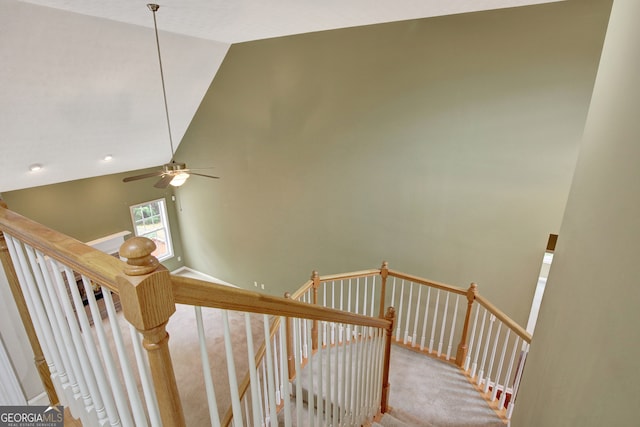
xmin=385 ymin=345 xmax=505 ymax=427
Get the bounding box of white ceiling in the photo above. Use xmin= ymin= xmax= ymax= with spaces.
xmin=0 ymin=0 xmax=560 ymax=192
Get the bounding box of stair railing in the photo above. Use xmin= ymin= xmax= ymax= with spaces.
xmin=0 ymin=202 xmax=184 ymax=426
xmin=298 ymin=262 xmax=532 ymax=421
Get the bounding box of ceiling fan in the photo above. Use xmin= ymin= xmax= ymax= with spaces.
xmin=123 ymin=4 xmax=219 ymax=189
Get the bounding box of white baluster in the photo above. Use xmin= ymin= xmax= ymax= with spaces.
xmin=333 ymin=327 xmax=340 ymax=426
xmin=491 ymin=329 xmax=511 ymax=402
xmin=263 ymin=315 xmax=278 ymax=427
xmin=403 ymin=282 xmax=413 ymax=345
xmin=341 ymin=324 xmax=350 ymax=426
xmin=279 ymin=318 xmax=292 ymax=427
xmin=331 ymin=281 xmax=336 ymax=345
xmin=273 ymin=335 xmax=281 ymax=405
xmin=412 ymin=285 xmax=422 ymax=347
xmin=420 ymin=288 xmax=431 ymax=351
xmin=390 ymin=277 xmax=396 ymax=310
xmin=345 ymin=324 xmax=354 ymax=426
xmin=128 ymin=324 xmax=161 ymax=427
xmin=446 ymin=295 xmax=460 ymax=360
xmin=294 ymin=318 xmax=303 ymax=427
xmin=478 ymin=314 xmax=496 ymax=387
xmin=499 ymin=336 xmax=520 ymax=411
xmin=242 ymin=312 xmax=260 ymax=427
xmin=355 ymin=277 xmax=360 ymax=315
xmin=324 ymin=330 xmax=331 ymax=427
xmin=22 ymin=248 xmax=90 ymax=417
xmin=261 ymin=361 xmax=269 ymax=426
xmin=506 ymin=343 xmax=529 ymax=420
xmin=483 ymin=322 xmax=502 ymax=394
xmin=370 ymin=275 xmax=376 ymax=319
xmin=437 ymin=292 xmax=450 ymax=357
xmin=471 ymin=308 xmax=488 ymax=380
xmin=194 ymin=306 xmax=221 ymax=427
xmin=465 ymin=304 xmax=481 ymax=371
xmin=306 ymin=320 xmax=314 ymax=427
xmin=222 ymin=310 xmax=244 ymax=426
xmin=395 ymin=280 xmax=405 ymax=341
xmin=429 ymin=290 xmax=441 ymax=353
xmin=363 ymin=276 xmax=368 ymax=316
xmin=316 ymin=341 xmax=323 ymax=427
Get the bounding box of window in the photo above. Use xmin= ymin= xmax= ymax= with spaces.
xmin=130 ymin=198 xmax=174 ymax=261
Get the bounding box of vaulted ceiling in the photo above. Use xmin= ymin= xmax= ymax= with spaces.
xmin=0 ymin=0 xmax=559 ymax=192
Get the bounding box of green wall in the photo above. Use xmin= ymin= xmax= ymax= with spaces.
xmin=2 ymin=168 xmax=185 ymax=271
xmin=514 ymin=1 xmax=640 ymax=424
xmin=173 ymin=0 xmax=612 ymax=325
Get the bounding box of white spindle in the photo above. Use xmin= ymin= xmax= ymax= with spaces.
xmin=279 ymin=319 xmax=292 ymax=427
xmin=491 ymin=329 xmax=511 ymax=401
xmin=331 ymin=281 xmax=336 ymax=345
xmin=333 ymin=327 xmax=340 ymax=425
xmin=370 ymin=275 xmax=376 ymax=319
xmin=437 ymin=292 xmax=450 ymax=357
xmin=306 ymin=319 xmax=314 ymax=427
xmin=261 ymin=361 xmax=269 ymax=425
xmin=324 ymin=331 xmax=331 ymax=427
xmin=345 ymin=324 xmax=354 ymax=426
xmin=362 ymin=277 xmax=368 ymax=316
xmin=478 ymin=314 xmax=496 ymax=386
xmin=465 ymin=304 xmax=481 ymax=371
xmin=411 ymin=285 xmax=422 ymax=347
xmin=420 ymin=288 xmax=431 ymax=351
xmin=499 ymin=336 xmax=520 ymax=410
xmin=471 ymin=308 xmax=488 ymax=380
xmin=316 ymin=342 xmax=323 ymax=427
xmin=273 ymin=335 xmax=281 ymax=405
xmin=390 ymin=277 xmax=396 ymax=311
xmin=128 ymin=324 xmax=162 ymax=427
xmin=242 ymin=312 xmax=260 ymax=427
xmin=294 ymin=319 xmax=303 ymax=427
xmin=483 ymin=322 xmax=502 ymax=394
xmin=355 ymin=277 xmax=360 ymax=314
xmin=47 ymin=261 xmax=115 ymax=424
xmin=403 ymin=282 xmax=413 ymax=345
xmin=395 ymin=280 xmax=405 ymax=341
xmin=429 ymin=290 xmax=440 ymax=353
xmin=222 ymin=310 xmax=244 ymax=427
xmin=506 ymin=343 xmax=529 ymax=420
xmin=263 ymin=315 xmax=278 ymax=427
xmin=21 ymin=248 xmax=88 ymax=410
xmin=446 ymin=295 xmax=460 ymax=360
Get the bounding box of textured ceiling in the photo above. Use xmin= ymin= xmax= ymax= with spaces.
xmin=0 ymin=0 xmax=560 ymax=192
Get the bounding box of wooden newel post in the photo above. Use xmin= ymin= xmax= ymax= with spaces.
xmin=0 ymin=200 xmax=59 ymax=405
xmin=378 ymin=261 xmax=389 ymax=318
xmin=380 ymin=306 xmax=395 ymax=413
xmin=311 ymin=270 xmax=319 ymax=352
xmin=117 ymin=237 xmax=185 ymax=427
xmin=455 ymin=282 xmax=478 ymax=368
xmin=284 ymin=292 xmax=296 ymax=381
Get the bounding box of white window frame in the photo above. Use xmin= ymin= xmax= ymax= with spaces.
xmin=129 ymin=198 xmax=174 ymax=262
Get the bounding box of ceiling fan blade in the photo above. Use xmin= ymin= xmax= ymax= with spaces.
xmin=190 ymin=172 xmax=220 ymax=179
xmin=122 ymin=171 xmax=163 ymax=182
xmin=154 ymin=174 xmax=174 ymax=189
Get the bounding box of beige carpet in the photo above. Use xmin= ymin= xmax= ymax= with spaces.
xmin=385 ymin=345 xmax=505 ymax=427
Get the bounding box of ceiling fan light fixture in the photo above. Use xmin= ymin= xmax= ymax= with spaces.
xmin=170 ymin=172 xmax=190 ymax=187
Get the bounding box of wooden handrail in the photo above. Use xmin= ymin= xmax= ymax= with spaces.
xmin=171 ymin=275 xmax=391 ymax=330
xmin=475 ymin=294 xmax=531 ymax=343
xmin=0 ymin=205 xmax=124 ymax=293
xmin=387 ymin=269 xmax=468 ymax=295
xmin=289 ymin=279 xmax=313 ymax=301
xmin=318 ymin=269 xmax=381 ymax=282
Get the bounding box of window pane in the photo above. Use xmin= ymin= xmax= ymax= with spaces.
xmin=130 ymin=198 xmax=173 ymax=261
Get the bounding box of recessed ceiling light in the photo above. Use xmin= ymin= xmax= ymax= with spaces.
xmin=29 ymin=164 xmax=42 ymax=172
xmin=103 ymin=154 xmax=113 ymax=161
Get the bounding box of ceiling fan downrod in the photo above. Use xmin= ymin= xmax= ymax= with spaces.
xmin=148 ymin=3 xmax=176 ymax=163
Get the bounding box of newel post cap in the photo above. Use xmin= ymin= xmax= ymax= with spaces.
xmin=119 ymin=236 xmax=160 ymax=276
